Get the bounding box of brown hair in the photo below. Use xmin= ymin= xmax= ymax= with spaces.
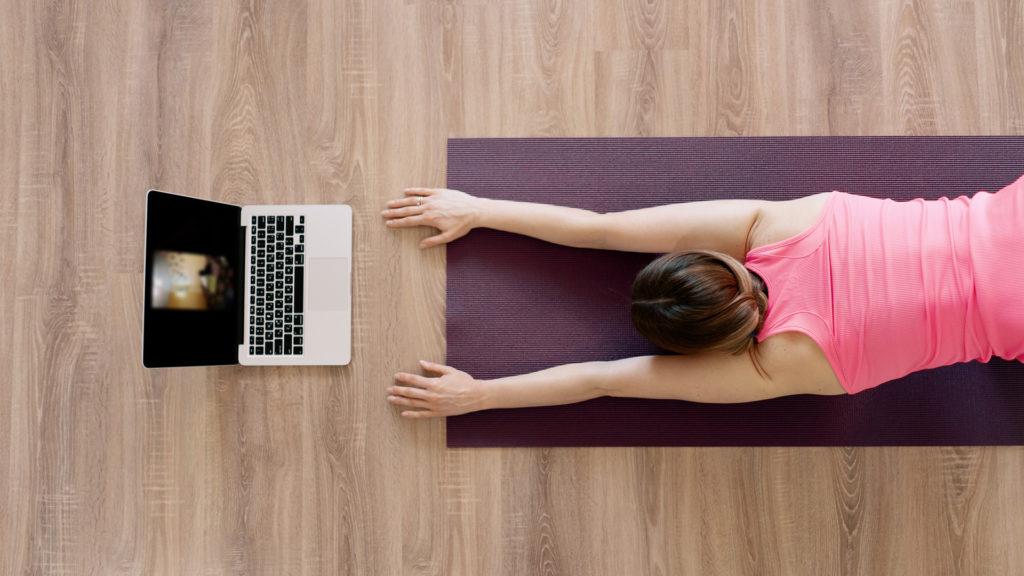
xmin=630 ymin=250 xmax=768 ymax=356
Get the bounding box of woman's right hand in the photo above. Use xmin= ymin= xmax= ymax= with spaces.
xmin=381 ymin=187 xmax=485 ymax=248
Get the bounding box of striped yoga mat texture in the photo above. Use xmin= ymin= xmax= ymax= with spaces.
xmin=445 ymin=137 xmax=1024 ymax=447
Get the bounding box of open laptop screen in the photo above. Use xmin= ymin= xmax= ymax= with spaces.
xmin=143 ymin=191 xmax=243 ymax=367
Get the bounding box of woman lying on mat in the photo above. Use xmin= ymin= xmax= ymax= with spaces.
xmin=381 ymin=179 xmax=1024 ymax=419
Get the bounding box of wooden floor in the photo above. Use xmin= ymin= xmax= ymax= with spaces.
xmin=2 ymin=1 xmax=1023 ymax=574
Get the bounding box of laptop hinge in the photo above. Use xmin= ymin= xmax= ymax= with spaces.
xmin=237 ymin=224 xmax=246 ymax=348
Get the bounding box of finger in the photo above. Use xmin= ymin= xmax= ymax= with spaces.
xmin=388 ymin=384 xmax=435 ymax=400
xmin=419 ymin=232 xmax=451 ymax=249
xmin=394 ymin=372 xmax=436 ymax=389
xmin=404 ymin=188 xmax=437 ymax=197
xmin=381 ymin=205 xmax=425 ymax=218
xmin=419 ymin=359 xmax=453 ymax=375
xmin=387 ymin=395 xmax=432 ymax=409
xmin=385 ymin=215 xmax=427 ymax=228
xmin=385 ymin=197 xmax=421 ymax=209
xmin=402 ymin=410 xmax=441 ymax=419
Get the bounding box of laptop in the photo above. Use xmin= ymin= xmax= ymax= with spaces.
xmin=143 ymin=190 xmax=352 ymax=367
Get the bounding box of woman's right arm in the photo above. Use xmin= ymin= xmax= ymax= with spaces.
xmin=382 ymin=187 xmax=606 ymax=249
xmin=382 ymin=187 xmax=766 ymax=257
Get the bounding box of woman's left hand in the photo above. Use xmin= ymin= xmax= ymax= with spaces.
xmin=388 ymin=360 xmax=488 ymax=418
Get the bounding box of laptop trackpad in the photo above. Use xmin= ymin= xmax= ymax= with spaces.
xmin=307 ymin=257 xmax=349 ymax=312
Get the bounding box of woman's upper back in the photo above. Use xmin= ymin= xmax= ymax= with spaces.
xmin=746 ymin=177 xmax=1024 ymax=394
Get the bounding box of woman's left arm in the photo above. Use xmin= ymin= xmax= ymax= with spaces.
xmin=387 ymin=360 xmax=610 ymax=418
xmin=387 ymin=353 xmax=787 ymax=419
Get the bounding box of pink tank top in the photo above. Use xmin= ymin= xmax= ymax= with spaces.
xmin=744 ymin=175 xmax=1024 ymax=394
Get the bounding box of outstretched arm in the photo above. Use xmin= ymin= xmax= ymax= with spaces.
xmin=382 ymin=188 xmax=766 ymax=257
xmin=387 ymin=352 xmax=792 ymax=419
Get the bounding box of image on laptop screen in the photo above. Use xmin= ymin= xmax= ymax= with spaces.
xmin=150 ymin=251 xmax=236 ymax=311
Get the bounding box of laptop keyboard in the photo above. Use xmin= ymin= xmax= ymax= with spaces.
xmin=248 ymin=215 xmax=305 ymax=356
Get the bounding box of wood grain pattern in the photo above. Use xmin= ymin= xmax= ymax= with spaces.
xmin=2 ymin=0 xmax=1024 ymax=574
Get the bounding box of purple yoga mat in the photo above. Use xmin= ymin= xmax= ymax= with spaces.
xmin=445 ymin=137 xmax=1024 ymax=447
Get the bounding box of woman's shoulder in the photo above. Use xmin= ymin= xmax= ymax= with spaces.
xmin=748 ymin=192 xmax=835 ymax=253
xmin=754 ymin=331 xmax=847 ymax=396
